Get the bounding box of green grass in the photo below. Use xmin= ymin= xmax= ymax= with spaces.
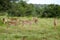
xmin=0 ymin=17 xmax=60 ymax=40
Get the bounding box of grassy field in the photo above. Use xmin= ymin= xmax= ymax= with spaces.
xmin=0 ymin=17 xmax=60 ymax=40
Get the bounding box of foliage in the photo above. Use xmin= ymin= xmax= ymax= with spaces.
xmin=0 ymin=0 xmax=60 ymax=18
xmin=42 ymin=4 xmax=60 ymax=18
xmin=0 ymin=0 xmax=11 ymax=12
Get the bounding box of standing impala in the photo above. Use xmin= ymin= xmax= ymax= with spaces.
xmin=54 ymin=17 xmax=57 ymax=29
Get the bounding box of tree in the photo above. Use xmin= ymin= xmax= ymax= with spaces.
xmin=8 ymin=0 xmax=28 ymax=17
xmin=0 ymin=0 xmax=11 ymax=12
xmin=42 ymin=4 xmax=60 ymax=18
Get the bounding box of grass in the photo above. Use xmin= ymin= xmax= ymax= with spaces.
xmin=0 ymin=17 xmax=60 ymax=40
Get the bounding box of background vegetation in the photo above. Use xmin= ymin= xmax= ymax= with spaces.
xmin=0 ymin=0 xmax=60 ymax=18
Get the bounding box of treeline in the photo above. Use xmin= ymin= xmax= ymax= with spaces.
xmin=0 ymin=0 xmax=60 ymax=18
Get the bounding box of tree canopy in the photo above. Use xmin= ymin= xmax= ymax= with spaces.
xmin=0 ymin=0 xmax=60 ymax=18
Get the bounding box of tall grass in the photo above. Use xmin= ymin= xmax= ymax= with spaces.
xmin=0 ymin=17 xmax=60 ymax=40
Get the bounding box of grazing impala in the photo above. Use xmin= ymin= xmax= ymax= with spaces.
xmin=8 ymin=18 xmax=19 ymax=26
xmin=2 ymin=18 xmax=8 ymax=24
xmin=21 ymin=17 xmax=38 ymax=27
xmin=8 ymin=21 xmax=17 ymax=26
xmin=21 ymin=20 xmax=32 ymax=25
xmin=33 ymin=17 xmax=38 ymax=24
xmin=2 ymin=18 xmax=19 ymax=26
